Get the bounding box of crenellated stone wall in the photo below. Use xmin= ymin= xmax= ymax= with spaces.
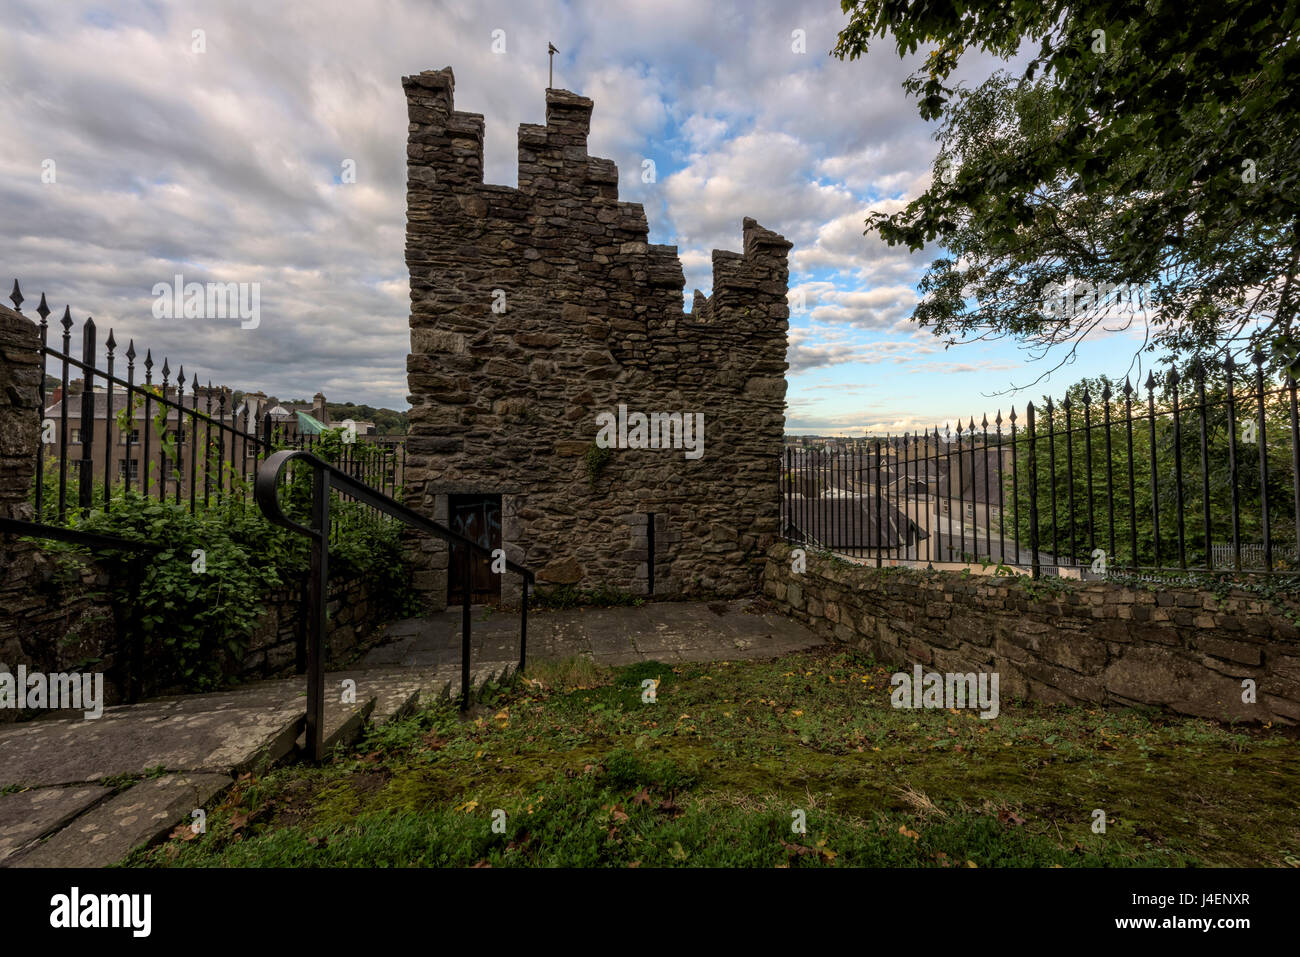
xmin=402 ymin=67 xmax=791 ymax=607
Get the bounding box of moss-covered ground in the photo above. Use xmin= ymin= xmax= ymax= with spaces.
xmin=123 ymin=647 xmax=1300 ymax=867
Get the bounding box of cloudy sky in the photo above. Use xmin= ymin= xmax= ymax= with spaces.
xmin=1 ymin=0 xmax=1128 ymax=435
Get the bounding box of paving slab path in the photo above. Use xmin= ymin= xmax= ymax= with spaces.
xmin=0 ymin=599 xmax=820 ymax=867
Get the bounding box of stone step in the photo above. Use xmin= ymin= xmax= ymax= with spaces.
xmin=5 ymin=773 xmax=231 ymax=868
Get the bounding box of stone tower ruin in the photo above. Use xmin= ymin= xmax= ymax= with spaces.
xmin=402 ymin=66 xmax=790 ymax=608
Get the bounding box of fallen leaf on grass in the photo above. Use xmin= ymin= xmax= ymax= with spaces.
xmin=168 ymin=823 xmax=200 ymax=842
xmin=658 ymin=796 xmax=684 ymax=818
xmin=997 ymin=809 xmax=1026 ymax=827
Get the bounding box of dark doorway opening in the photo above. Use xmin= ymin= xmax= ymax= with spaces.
xmin=448 ymin=494 xmax=502 ymax=604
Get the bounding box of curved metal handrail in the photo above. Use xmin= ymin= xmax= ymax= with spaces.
xmin=253 ymin=448 xmax=534 ymax=759
xmin=255 ymin=449 xmax=534 ymax=580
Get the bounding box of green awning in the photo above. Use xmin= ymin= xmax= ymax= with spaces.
xmin=296 ymin=411 xmax=328 ymax=434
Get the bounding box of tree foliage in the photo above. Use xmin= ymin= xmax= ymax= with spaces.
xmin=834 ymin=1 xmax=1300 ymax=376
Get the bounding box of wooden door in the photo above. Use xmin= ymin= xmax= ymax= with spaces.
xmin=448 ymin=494 xmax=502 ymax=604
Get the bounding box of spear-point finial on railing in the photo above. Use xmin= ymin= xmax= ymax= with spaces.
xmin=161 ymin=358 xmax=170 ymax=380
xmin=1081 ymin=386 xmax=1091 ymax=405
xmin=1101 ymin=382 xmax=1112 ymax=402
xmin=1167 ymin=367 xmax=1180 ymax=387
xmin=106 ymin=328 xmax=116 ymax=352
xmin=1009 ymin=407 xmax=1017 ymax=423
xmin=178 ymin=365 xmax=185 ymax=388
xmin=1062 ymin=393 xmax=1072 ymax=410
xmin=1145 ymin=370 xmax=1157 ymax=391
xmin=1122 ymin=376 xmax=1132 ymax=396
xmin=60 ymin=305 xmax=72 ymax=332
xmin=144 ymin=348 xmax=153 ymax=373
xmin=981 ymin=413 xmax=988 ymax=429
xmin=36 ymin=293 xmax=50 ymax=322
xmin=1045 ymin=396 xmax=1053 ymax=413
xmin=126 ymin=338 xmax=136 ymax=362
xmin=9 ymin=279 xmax=22 ymax=312
xmin=969 ymin=416 xmax=976 ymax=432
xmin=995 ymin=409 xmax=1002 ymax=428
xmin=1252 ymin=349 xmax=1266 ymax=367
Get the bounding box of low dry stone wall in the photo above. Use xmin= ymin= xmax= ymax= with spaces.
xmin=762 ymin=543 xmax=1300 ymax=725
xmin=241 ymin=576 xmax=386 ymax=679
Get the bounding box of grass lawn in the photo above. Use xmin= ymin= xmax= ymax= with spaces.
xmin=123 ymin=646 xmax=1300 ymax=868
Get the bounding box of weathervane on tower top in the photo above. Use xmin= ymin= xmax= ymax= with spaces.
xmin=548 ymin=42 xmax=559 ymax=89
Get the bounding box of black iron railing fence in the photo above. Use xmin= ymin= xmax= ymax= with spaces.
xmin=10 ymin=280 xmax=405 ymax=531
xmin=783 ymin=356 xmax=1300 ymax=579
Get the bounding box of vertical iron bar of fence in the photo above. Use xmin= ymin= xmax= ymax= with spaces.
xmin=904 ymin=434 xmax=912 ymax=560
xmin=956 ymin=422 xmax=965 ymax=561
xmin=78 ymin=319 xmax=96 ymax=518
xmin=33 ymin=293 xmax=49 ymax=520
xmin=204 ymin=385 xmax=213 ymax=508
xmin=124 ymin=343 xmax=136 ymax=498
xmin=460 ymin=545 xmax=472 ymax=710
xmin=946 ymin=425 xmax=955 ymax=559
xmin=981 ymin=415 xmax=991 ymax=561
xmin=1063 ymin=396 xmax=1075 ymax=567
xmin=1123 ymin=379 xmax=1137 ymax=569
xmin=874 ymin=439 xmax=883 ymax=568
xmin=1102 ymin=384 xmax=1115 ymax=566
xmin=142 ymin=352 xmax=153 ymax=503
xmin=1146 ymin=372 xmax=1161 ymax=569
xmin=174 ymin=369 xmax=185 ymax=505
xmin=1290 ymin=366 xmax=1300 ymax=568
xmin=216 ymin=390 xmax=226 ymax=505
xmin=304 ymin=465 xmax=329 ymax=761
xmin=799 ymin=446 xmax=806 ymax=546
xmin=784 ymin=447 xmax=790 ymax=543
xmin=925 ymin=430 xmax=933 ymax=562
xmin=1169 ymin=371 xmax=1186 ymax=568
xmin=1010 ymin=411 xmax=1020 ymax=564
xmin=1255 ymin=353 xmax=1272 ymax=571
xmin=911 ymin=434 xmax=920 ymax=560
xmin=102 ymin=331 xmax=115 ymax=508
xmin=1225 ymin=359 xmax=1240 ymax=570
xmin=1082 ymin=389 xmax=1095 ymax=557
xmin=227 ymin=401 xmax=238 ymax=500
xmin=242 ymin=407 xmax=252 ymax=502
xmin=160 ymin=360 xmax=172 ymax=502
xmin=1196 ymin=364 xmax=1212 ymax=569
xmin=1027 ymin=403 xmax=1040 ymax=579
xmin=838 ymin=444 xmax=844 ymax=555
xmin=57 ymin=308 xmax=72 ymax=523
xmin=1046 ymin=399 xmax=1058 ymax=563
xmin=190 ymin=385 xmax=199 ymax=514
xmin=996 ymin=412 xmax=1006 ymax=563
xmin=854 ymin=442 xmax=860 ymax=558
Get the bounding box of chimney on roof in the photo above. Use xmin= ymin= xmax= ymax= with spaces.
xmin=312 ymin=391 xmax=327 ymax=424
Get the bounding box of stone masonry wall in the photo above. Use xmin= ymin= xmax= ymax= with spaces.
xmin=0 ymin=303 xmax=117 ymax=722
xmin=403 ymin=67 xmax=790 ymax=608
xmin=762 ymin=542 xmax=1300 ymax=725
